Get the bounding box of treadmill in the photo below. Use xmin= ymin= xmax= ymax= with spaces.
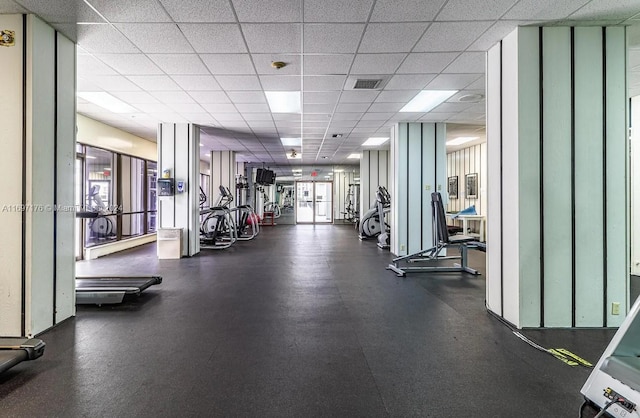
xmin=0 ymin=338 xmax=45 ymax=374
xmin=76 ymin=276 xmax=162 ymax=305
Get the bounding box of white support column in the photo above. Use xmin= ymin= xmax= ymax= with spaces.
xmin=0 ymin=15 xmax=76 ymax=337
xmin=157 ymin=123 xmax=200 ymax=256
xmin=486 ymin=26 xmax=628 ymax=328
xmin=359 ymin=150 xmax=389 ymax=220
xmin=390 ymin=123 xmax=447 ymax=256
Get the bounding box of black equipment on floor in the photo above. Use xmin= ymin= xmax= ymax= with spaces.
xmin=387 ymin=192 xmax=483 ymax=277
xmin=76 ymin=276 xmax=162 ymax=305
xmin=0 ymin=338 xmax=46 ymax=374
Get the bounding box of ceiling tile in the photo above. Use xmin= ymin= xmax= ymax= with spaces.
xmin=361 ymin=112 xmax=395 ymax=120
xmin=116 ymin=23 xmax=194 ymax=53
xmin=384 ymin=74 xmax=437 ymax=90
xmin=216 ymin=75 xmax=262 ymax=90
xmin=304 ymin=24 xmax=365 ymax=53
xmin=110 ymin=91 xmax=160 ymax=103
xmin=375 ymin=90 xmax=418 ymax=103
xmin=368 ymin=102 xmax=404 ymax=112
xmin=328 ymin=120 xmax=358 ymax=127
xmin=332 ymin=112 xmax=363 ymax=120
xmin=465 ymin=76 xmax=485 ymax=90
xmin=304 ymin=0 xmax=373 ymax=22
xmin=201 ymin=103 xmax=238 ymax=113
xmin=172 ymin=75 xmax=222 ymax=91
xmin=134 ymin=102 xmax=173 ymax=113
xmin=419 ymin=113 xmax=456 ymax=121
xmin=356 ymin=120 xmax=384 ymax=128
xmin=336 ymin=103 xmax=370 ymax=112
xmin=232 ymin=0 xmax=300 ymax=22
xmin=358 ymin=23 xmax=426 ymax=53
xmin=200 ymin=54 xmax=256 ymax=75
xmin=94 ymin=53 xmax=164 ymax=75
xmin=252 ymin=54 xmax=300 ymax=75
xmin=350 ymin=53 xmax=405 ymax=74
xmin=0 ymin=0 xmax=27 ymax=13
xmin=503 ymin=0 xmax=590 ymax=20
xmin=449 ymin=90 xmax=485 ymax=103
xmin=303 ymin=114 xmax=331 ymax=121
xmin=77 ymin=54 xmax=119 ymax=76
xmin=303 ymin=75 xmax=346 ymax=91
xmin=89 ymin=0 xmax=171 ymax=22
xmin=215 ymin=113 xmax=245 ymax=121
xmin=242 ymin=113 xmax=273 ymax=120
xmin=226 ymin=91 xmax=267 ymax=103
xmin=188 ymin=91 xmax=230 ymax=103
xmin=437 ymin=0 xmax=519 ymax=21
xmin=149 ymin=54 xmax=210 ymax=75
xmin=568 ymin=0 xmax=640 ymax=20
xmin=76 ymin=24 xmax=139 ymax=53
xmin=128 ymin=75 xmax=182 ymax=91
xmin=159 ymin=0 xmax=236 ymax=22
xmin=304 ymin=91 xmax=340 ymax=104
xmin=168 ymin=103 xmax=207 ymax=113
xmin=303 ymin=55 xmax=353 ymax=75
xmin=179 ymin=24 xmax=247 ymax=53
xmin=443 ymin=52 xmax=486 ymax=74
xmin=235 ymin=103 xmax=270 ymax=113
xmin=243 ymin=24 xmax=301 ymax=53
xmin=151 ymin=91 xmax=195 ymax=104
xmin=414 ymin=22 xmax=493 ymax=52
xmin=90 ymin=75 xmax=142 ymax=91
xmin=273 ymin=114 xmax=301 ymax=121
xmin=259 ymin=75 xmax=301 ymax=91
xmin=431 ymin=102 xmax=474 ymax=113
xmin=339 ymin=90 xmax=381 ymax=103
xmin=17 ymin=0 xmax=103 ymax=22
xmin=397 ymin=52 xmax=458 ymax=73
xmin=77 ymin=77 xmax=105 ymax=92
xmin=425 ymin=74 xmax=482 ymax=90
xmin=370 ymin=0 xmax=445 ymax=22
xmin=304 ymin=103 xmax=335 ymax=113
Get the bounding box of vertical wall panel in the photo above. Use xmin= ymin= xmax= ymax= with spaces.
xmin=516 ymin=27 xmax=541 ymax=327
xmin=175 ymin=124 xmax=190 ymax=254
xmin=210 ymin=151 xmax=236 ymax=207
xmin=632 ymin=96 xmax=640 ymax=277
xmin=55 ymin=32 xmax=76 ymax=322
xmin=501 ymin=29 xmax=521 ymax=325
xmin=480 ymin=142 xmax=488 ymax=218
xmin=541 ymin=27 xmax=573 ymax=327
xmin=360 ymin=151 xmax=369 ymax=217
xmin=605 ymin=27 xmax=629 ymax=327
xmin=390 ymin=125 xmax=398 ymax=255
xmin=407 ymin=124 xmax=422 ymax=253
xmin=26 ymin=15 xmax=56 ymax=334
xmin=574 ymin=27 xmax=605 ymax=326
xmin=159 ymin=124 xmax=175 ymax=228
xmin=0 ymin=15 xmax=25 ymax=336
xmin=422 ymin=124 xmax=436 ymax=249
xmin=397 ymin=125 xmax=408 ymax=255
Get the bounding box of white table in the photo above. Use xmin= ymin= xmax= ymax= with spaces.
xmin=446 ymin=214 xmax=485 ymax=242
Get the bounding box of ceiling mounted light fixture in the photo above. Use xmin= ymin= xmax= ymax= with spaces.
xmin=347 ymin=153 xmax=361 ymax=159
xmin=77 ymin=92 xmax=137 ymax=113
xmin=280 ymin=137 xmax=301 ymax=146
xmin=265 ymin=91 xmax=301 ymax=113
xmin=362 ymin=137 xmax=389 ymax=146
xmin=400 ymin=90 xmax=457 ymax=113
xmin=446 ymin=136 xmax=479 ymax=146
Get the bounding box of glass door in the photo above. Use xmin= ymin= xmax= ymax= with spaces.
xmin=295 ymin=181 xmax=333 ymax=224
xmin=75 ymin=156 xmax=84 ymax=260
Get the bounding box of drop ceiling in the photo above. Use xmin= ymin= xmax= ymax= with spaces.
xmin=1 ymin=0 xmax=639 ymax=165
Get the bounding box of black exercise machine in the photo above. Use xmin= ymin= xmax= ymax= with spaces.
xmin=0 ymin=337 xmax=45 ymax=374
xmin=76 ymin=276 xmax=162 ymax=305
xmin=387 ymin=192 xmax=483 ymax=277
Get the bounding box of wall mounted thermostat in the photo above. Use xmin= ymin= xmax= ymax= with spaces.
xmin=158 ymin=178 xmax=174 ymax=196
xmin=176 ymin=181 xmax=185 ymax=193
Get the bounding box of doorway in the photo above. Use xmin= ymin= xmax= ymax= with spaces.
xmin=296 ymin=181 xmax=333 ymax=224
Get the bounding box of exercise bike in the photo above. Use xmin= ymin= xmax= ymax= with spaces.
xmin=358 ymin=186 xmax=391 ymax=249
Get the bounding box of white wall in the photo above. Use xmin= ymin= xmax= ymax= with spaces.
xmin=446 ymin=142 xmax=487 ymax=216
xmin=486 ymin=26 xmax=628 ymax=329
xmin=209 ymin=151 xmax=236 ymax=207
xmin=360 ymin=150 xmax=389 ymax=218
xmin=77 ymin=114 xmax=156 ymax=161
xmin=333 ymin=169 xmax=357 ymax=220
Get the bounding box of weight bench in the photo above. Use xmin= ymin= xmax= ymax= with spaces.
xmin=387 ymin=192 xmax=483 ymax=277
xmin=0 ymin=338 xmax=45 ymax=374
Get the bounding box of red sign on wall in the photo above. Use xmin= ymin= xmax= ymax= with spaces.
xmin=311 ymin=171 xmax=318 ymax=177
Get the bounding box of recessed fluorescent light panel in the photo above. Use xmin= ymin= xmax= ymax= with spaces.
xmin=399 ymin=90 xmax=457 ymax=113
xmin=447 ymin=136 xmax=479 ymax=146
xmin=362 ymin=137 xmax=389 ymax=146
xmin=333 ymin=169 xmax=344 ymax=173
xmin=77 ymin=92 xmax=137 ymax=113
xmin=291 ymin=169 xmax=302 ymax=173
xmin=265 ymin=91 xmax=301 ymax=113
xmin=347 ymin=153 xmax=361 ymax=159
xmin=280 ymin=137 xmax=301 ymax=146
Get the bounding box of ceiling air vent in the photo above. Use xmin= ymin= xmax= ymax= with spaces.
xmin=353 ymin=79 xmax=382 ymax=89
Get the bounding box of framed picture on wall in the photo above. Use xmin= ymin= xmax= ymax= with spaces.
xmin=448 ymin=176 xmax=458 ymax=199
xmin=465 ymin=173 xmax=478 ymax=199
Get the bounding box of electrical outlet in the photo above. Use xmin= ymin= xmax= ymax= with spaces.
xmin=401 ymin=244 xmax=405 ymax=251
xmin=425 ymin=185 xmax=431 ymax=191
xmin=437 ymin=185 xmax=442 ymax=191
xmin=612 ymin=302 xmax=620 ymax=315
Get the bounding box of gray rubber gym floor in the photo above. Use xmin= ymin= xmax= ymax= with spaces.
xmin=0 ymin=225 xmax=617 ymax=417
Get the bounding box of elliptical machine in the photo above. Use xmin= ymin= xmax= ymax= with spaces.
xmin=358 ymin=186 xmax=391 ymax=249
